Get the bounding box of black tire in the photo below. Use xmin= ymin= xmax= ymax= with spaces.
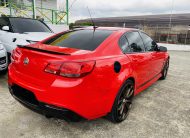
xmin=160 ymin=59 xmax=169 ymax=80
xmin=45 ymin=114 xmax=53 ymax=119
xmin=107 ymin=80 xmax=134 ymax=123
xmin=0 ymin=69 xmax=7 ymax=75
xmin=7 ymin=52 xmax=12 ymax=64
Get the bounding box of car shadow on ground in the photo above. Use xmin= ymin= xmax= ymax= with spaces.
xmin=27 ymin=82 xmax=157 ymax=131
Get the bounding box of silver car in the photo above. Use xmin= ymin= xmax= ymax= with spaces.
xmin=0 ymin=41 xmax=7 ymax=73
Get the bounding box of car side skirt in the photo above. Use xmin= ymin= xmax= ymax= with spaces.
xmin=135 ymin=73 xmax=162 ymax=95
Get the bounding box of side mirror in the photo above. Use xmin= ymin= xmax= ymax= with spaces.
xmin=158 ymin=46 xmax=167 ymax=52
xmin=2 ymin=26 xmax=9 ymax=31
xmin=152 ymin=41 xmax=157 ymax=46
xmin=151 ymin=41 xmax=159 ymax=51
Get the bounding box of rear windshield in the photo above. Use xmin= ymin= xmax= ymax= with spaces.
xmin=43 ymin=29 xmax=113 ymax=51
xmin=10 ymin=18 xmax=52 ymax=33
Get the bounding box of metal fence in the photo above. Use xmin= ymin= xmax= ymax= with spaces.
xmin=0 ymin=0 xmax=69 ymax=24
xmin=141 ymin=26 xmax=190 ymax=45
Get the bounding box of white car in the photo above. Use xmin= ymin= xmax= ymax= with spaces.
xmin=0 ymin=41 xmax=7 ymax=73
xmin=0 ymin=17 xmax=54 ymax=61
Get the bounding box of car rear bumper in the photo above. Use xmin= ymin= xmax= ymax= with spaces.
xmin=0 ymin=50 xmax=8 ymax=71
xmin=9 ymin=84 xmax=84 ymax=121
xmin=8 ymin=63 xmax=117 ymax=120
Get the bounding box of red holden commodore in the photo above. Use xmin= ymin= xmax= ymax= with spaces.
xmin=8 ymin=27 xmax=169 ymax=123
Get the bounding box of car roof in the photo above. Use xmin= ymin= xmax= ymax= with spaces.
xmin=80 ymin=26 xmax=139 ymax=32
xmin=0 ymin=16 xmax=41 ymax=21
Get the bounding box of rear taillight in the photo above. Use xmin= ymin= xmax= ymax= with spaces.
xmin=44 ymin=62 xmax=60 ymax=75
xmin=44 ymin=61 xmax=95 ymax=78
xmin=11 ymin=48 xmax=22 ymax=63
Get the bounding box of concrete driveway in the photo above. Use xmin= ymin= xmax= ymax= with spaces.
xmin=0 ymin=51 xmax=189 ymax=138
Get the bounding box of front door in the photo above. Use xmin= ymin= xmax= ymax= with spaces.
xmin=140 ymin=32 xmax=165 ymax=78
xmin=119 ymin=31 xmax=151 ymax=89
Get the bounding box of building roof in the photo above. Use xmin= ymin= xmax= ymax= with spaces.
xmin=76 ymin=13 xmax=190 ymax=27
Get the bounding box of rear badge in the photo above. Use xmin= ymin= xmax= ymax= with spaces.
xmin=23 ymin=57 xmax=29 ymax=65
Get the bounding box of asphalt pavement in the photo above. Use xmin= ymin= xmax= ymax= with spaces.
xmin=0 ymin=51 xmax=189 ymax=138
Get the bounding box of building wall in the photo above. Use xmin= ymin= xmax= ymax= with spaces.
xmin=14 ymin=0 xmax=57 ymax=9
xmin=76 ymin=14 xmax=190 ymax=44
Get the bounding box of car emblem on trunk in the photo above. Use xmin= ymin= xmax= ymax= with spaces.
xmin=23 ymin=57 xmax=29 ymax=65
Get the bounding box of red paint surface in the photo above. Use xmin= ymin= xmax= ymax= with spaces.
xmin=8 ymin=27 xmax=169 ymax=119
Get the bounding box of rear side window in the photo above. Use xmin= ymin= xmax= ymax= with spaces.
xmin=44 ymin=30 xmax=113 ymax=51
xmin=119 ymin=35 xmax=130 ymax=53
xmin=125 ymin=32 xmax=145 ymax=52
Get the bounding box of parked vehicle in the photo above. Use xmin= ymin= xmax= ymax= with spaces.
xmin=8 ymin=27 xmax=169 ymax=123
xmin=0 ymin=17 xmax=54 ymax=62
xmin=0 ymin=41 xmax=7 ymax=74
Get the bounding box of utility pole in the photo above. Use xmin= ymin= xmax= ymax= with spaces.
xmin=66 ymin=0 xmax=69 ymax=25
xmin=167 ymin=0 xmax=174 ymax=43
xmin=32 ymin=0 xmax=36 ymax=19
xmin=41 ymin=0 xmax=43 ymax=13
xmin=185 ymin=25 xmax=190 ymax=45
xmin=8 ymin=0 xmax=12 ymax=16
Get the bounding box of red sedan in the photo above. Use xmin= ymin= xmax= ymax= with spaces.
xmin=8 ymin=27 xmax=169 ymax=123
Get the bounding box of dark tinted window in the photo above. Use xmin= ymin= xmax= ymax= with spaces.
xmin=140 ymin=32 xmax=157 ymax=51
xmin=44 ymin=30 xmax=113 ymax=51
xmin=9 ymin=18 xmax=52 ymax=33
xmin=0 ymin=18 xmax=9 ymax=30
xmin=125 ymin=32 xmax=145 ymax=52
xmin=119 ymin=35 xmax=130 ymax=53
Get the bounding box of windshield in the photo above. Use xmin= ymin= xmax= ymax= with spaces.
xmin=10 ymin=18 xmax=52 ymax=33
xmin=44 ymin=29 xmax=113 ymax=51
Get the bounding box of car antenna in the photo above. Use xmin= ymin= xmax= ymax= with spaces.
xmin=87 ymin=6 xmax=98 ymax=31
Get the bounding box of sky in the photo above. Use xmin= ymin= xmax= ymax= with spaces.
xmin=66 ymin=0 xmax=190 ymax=22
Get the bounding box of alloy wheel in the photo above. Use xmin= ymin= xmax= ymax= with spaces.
xmin=117 ymin=84 xmax=134 ymax=120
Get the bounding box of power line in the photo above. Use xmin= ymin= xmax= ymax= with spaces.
xmin=68 ymin=0 xmax=78 ymax=13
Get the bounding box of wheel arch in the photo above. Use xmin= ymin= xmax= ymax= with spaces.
xmin=124 ymin=76 xmax=136 ymax=95
xmin=112 ymin=76 xmax=136 ymax=106
xmin=127 ymin=77 xmax=135 ymax=85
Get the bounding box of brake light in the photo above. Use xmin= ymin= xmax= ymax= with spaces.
xmin=44 ymin=61 xmax=95 ymax=78
xmin=45 ymin=62 xmax=61 ymax=75
xmin=11 ymin=50 xmax=15 ymax=62
xmin=11 ymin=48 xmax=22 ymax=63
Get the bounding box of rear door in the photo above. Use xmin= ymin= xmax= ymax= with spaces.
xmin=119 ymin=31 xmax=152 ymax=89
xmin=140 ymin=32 xmax=165 ymax=78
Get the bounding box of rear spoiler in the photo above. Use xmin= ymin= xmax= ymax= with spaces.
xmin=17 ymin=45 xmax=70 ymax=55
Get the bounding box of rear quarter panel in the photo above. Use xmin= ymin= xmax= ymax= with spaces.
xmin=88 ymin=55 xmax=133 ymax=116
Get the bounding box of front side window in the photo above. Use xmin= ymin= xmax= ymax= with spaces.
xmin=9 ymin=18 xmax=52 ymax=33
xmin=125 ymin=32 xmax=145 ymax=52
xmin=44 ymin=29 xmax=113 ymax=51
xmin=0 ymin=18 xmax=9 ymax=30
xmin=140 ymin=32 xmax=157 ymax=51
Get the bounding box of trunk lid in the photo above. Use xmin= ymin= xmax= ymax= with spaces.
xmin=27 ymin=43 xmax=91 ymax=55
xmin=12 ymin=45 xmax=91 ymax=87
